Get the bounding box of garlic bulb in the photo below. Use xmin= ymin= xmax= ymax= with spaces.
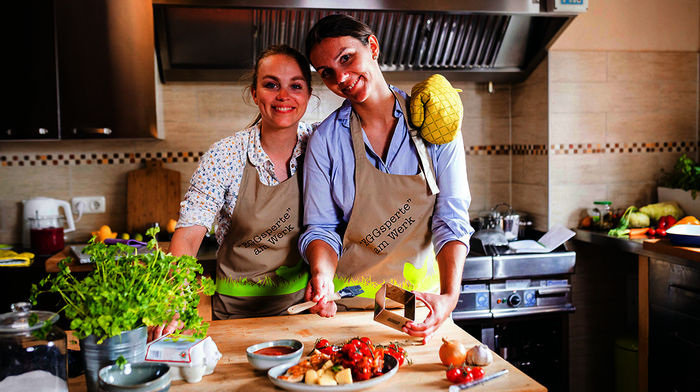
xmin=466 ymin=344 xmax=493 ymax=366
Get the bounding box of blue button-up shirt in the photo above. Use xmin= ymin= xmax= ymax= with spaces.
xmin=299 ymin=87 xmax=473 ymax=260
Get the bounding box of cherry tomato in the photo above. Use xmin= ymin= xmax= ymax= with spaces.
xmin=389 ymin=343 xmax=407 ymax=355
xmin=315 ymin=339 xmax=330 ymax=349
xmin=647 ymin=228 xmax=656 ymax=236
xmin=461 ymin=372 xmax=474 ymax=383
xmin=352 ymin=358 xmax=372 ymax=381
xmin=354 ymin=366 xmax=372 ymax=381
xmin=351 ymin=338 xmax=363 ymax=348
xmin=319 ymin=346 xmax=335 ymax=356
xmin=656 ymin=228 xmax=667 ymax=237
xmin=360 ymin=345 xmax=373 ymax=357
xmin=360 ymin=337 xmax=373 ymax=347
xmin=471 ymin=367 xmax=485 ymax=379
xmin=349 ymin=350 xmax=363 ymax=362
xmin=386 ymin=348 xmax=405 ymax=367
xmin=446 ymin=367 xmax=464 ymax=383
xmin=341 ymin=358 xmax=355 ymax=369
xmin=342 ymin=343 xmax=355 ymax=353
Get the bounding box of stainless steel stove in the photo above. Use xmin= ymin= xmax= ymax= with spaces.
xmin=454 ymin=241 xmax=576 ymax=320
xmin=453 ymin=237 xmax=576 ymax=391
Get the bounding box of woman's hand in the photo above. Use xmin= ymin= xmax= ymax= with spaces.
xmin=304 ymin=273 xmax=337 ymax=317
xmin=403 ymin=240 xmax=466 ymax=344
xmin=402 ymin=291 xmax=459 ymax=344
xmin=148 ymin=313 xmax=182 ymax=342
xmin=304 ymin=240 xmax=340 ymax=318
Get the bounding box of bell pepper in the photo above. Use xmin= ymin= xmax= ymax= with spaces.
xmin=673 ymin=216 xmax=700 ymax=227
xmin=658 ymin=215 xmax=677 ymax=230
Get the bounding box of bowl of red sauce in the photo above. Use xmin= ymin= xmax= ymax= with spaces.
xmin=246 ymin=339 xmax=303 ymax=371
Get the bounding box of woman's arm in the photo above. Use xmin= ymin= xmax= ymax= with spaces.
xmin=405 ymin=131 xmax=473 ymax=343
xmin=430 ymin=130 xmax=473 ymax=252
xmin=403 ymin=240 xmax=466 ymax=343
xmin=168 ymin=225 xmax=208 ymax=257
xmin=304 ymin=239 xmax=339 ymax=317
xmin=299 ymin=121 xmax=346 ymax=317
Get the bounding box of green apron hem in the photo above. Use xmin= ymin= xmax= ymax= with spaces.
xmin=216 ymin=272 xmax=309 ymax=297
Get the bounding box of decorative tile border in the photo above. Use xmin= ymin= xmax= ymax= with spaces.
xmin=512 ymin=144 xmax=548 ymax=156
xmin=465 ymin=144 xmax=511 ymax=156
xmin=550 ymin=141 xmax=697 ymax=155
xmin=1 ymin=140 xmax=696 ymax=166
xmin=0 ymin=151 xmax=204 ymax=167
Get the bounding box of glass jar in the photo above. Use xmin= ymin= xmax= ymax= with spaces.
xmin=29 ymin=216 xmax=66 ymax=256
xmin=0 ymin=302 xmax=68 ymax=391
xmin=591 ymin=201 xmax=614 ymax=230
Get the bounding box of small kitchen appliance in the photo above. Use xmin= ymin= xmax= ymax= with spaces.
xmin=22 ymin=197 xmax=75 ymax=250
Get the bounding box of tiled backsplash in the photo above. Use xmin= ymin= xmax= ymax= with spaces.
xmin=0 ymin=76 xmax=514 ymax=244
xmin=548 ymin=51 xmax=698 ymax=228
xmin=511 ymin=59 xmax=549 ymax=231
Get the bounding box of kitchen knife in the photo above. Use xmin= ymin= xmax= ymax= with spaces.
xmin=448 ymin=369 xmax=509 ymax=391
xmin=287 ymin=285 xmax=364 ymax=314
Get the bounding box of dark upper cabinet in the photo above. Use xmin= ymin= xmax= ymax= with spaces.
xmin=1 ymin=0 xmax=157 ymax=140
xmin=1 ymin=2 xmax=60 ymax=140
xmin=55 ymin=0 xmax=157 ymax=139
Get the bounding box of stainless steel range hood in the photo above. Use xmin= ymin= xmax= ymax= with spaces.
xmin=153 ymin=0 xmax=587 ymax=83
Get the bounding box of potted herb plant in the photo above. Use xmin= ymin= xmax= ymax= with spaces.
xmin=31 ymin=227 xmax=215 ymax=392
xmin=658 ymin=154 xmax=700 ymax=217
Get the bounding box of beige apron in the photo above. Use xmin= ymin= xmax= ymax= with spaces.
xmin=213 ymin=158 xmax=308 ymax=319
xmin=335 ymin=91 xmax=441 ymax=310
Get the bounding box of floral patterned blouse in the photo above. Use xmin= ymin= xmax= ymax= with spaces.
xmin=177 ymin=122 xmax=315 ymax=244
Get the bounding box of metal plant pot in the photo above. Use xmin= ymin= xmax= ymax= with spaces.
xmin=79 ymin=326 xmax=147 ymax=392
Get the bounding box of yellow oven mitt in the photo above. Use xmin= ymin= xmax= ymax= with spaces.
xmin=409 ymin=74 xmax=463 ymax=144
xmin=0 ymin=250 xmax=35 ymax=267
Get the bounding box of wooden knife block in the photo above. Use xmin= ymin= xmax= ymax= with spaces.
xmin=126 ymin=159 xmax=181 ymax=234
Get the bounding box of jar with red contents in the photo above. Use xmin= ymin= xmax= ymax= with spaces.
xmin=28 ymin=216 xmax=65 ymax=255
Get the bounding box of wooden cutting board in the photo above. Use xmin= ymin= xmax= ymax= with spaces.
xmin=126 ymin=159 xmax=180 ymax=234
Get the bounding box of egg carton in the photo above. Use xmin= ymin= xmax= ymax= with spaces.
xmin=145 ymin=335 xmax=221 ymax=383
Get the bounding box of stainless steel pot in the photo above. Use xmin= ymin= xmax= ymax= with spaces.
xmin=491 ymin=203 xmax=520 ymax=241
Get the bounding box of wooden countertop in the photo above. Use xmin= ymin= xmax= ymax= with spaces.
xmin=67 ymin=309 xmax=546 ymax=391
xmin=642 ymin=238 xmax=700 ymax=263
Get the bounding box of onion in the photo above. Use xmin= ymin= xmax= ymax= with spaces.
xmin=439 ymin=338 xmax=467 ymax=366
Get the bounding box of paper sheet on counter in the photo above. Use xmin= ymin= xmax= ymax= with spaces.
xmin=508 ymin=225 xmax=575 ymax=253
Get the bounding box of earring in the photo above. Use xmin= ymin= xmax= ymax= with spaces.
xmin=373 ymin=54 xmax=378 ymax=60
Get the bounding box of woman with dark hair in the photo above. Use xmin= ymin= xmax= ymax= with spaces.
xmin=151 ymin=45 xmax=316 ymax=339
xmin=299 ymin=14 xmax=473 ymax=342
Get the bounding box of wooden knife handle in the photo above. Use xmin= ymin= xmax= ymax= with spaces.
xmin=287 ymin=292 xmax=341 ymax=314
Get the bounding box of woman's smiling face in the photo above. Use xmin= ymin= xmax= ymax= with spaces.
xmin=252 ymin=54 xmax=311 ymax=132
xmin=309 ymin=35 xmax=381 ymax=104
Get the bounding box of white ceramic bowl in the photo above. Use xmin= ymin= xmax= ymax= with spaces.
xmin=246 ymin=339 xmax=303 ymax=371
xmin=98 ymin=363 xmax=171 ymax=392
xmin=666 ymin=224 xmax=700 ymax=246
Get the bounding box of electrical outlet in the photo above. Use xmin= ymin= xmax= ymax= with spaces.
xmin=72 ymin=196 xmax=106 ymax=214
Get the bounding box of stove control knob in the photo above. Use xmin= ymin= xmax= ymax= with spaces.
xmin=507 ymin=293 xmax=522 ymax=307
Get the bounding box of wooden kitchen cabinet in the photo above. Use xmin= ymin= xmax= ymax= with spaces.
xmin=647 ymin=257 xmax=700 ymax=391
xmin=1 ymin=2 xmax=60 ymax=140
xmin=640 ymin=240 xmax=700 ymax=392
xmin=1 ymin=0 xmax=157 ymax=140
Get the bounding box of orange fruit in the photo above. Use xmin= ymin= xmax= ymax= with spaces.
xmin=166 ymin=219 xmax=177 ymax=233
xmin=91 ymin=225 xmax=116 ymax=242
